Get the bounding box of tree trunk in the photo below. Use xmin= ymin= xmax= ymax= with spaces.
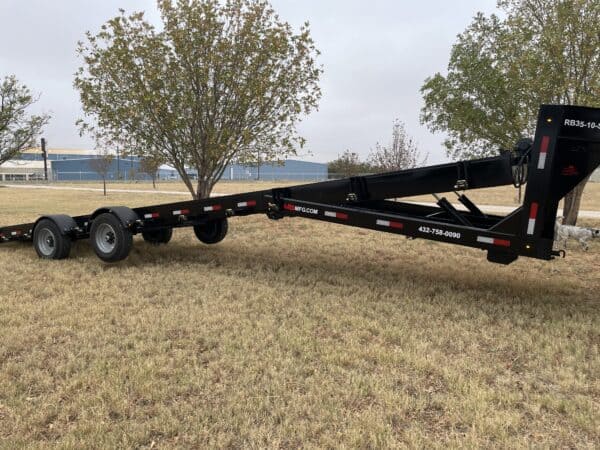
xmin=196 ymin=179 xmax=213 ymax=199
xmin=152 ymin=174 xmax=156 ymax=189
xmin=562 ymin=176 xmax=590 ymax=225
xmin=103 ymin=177 xmax=107 ymax=196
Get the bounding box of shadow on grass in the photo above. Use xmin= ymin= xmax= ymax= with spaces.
xmin=4 ymin=234 xmax=597 ymax=317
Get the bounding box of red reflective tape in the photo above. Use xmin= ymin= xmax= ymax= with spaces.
xmin=540 ymin=135 xmax=550 ymax=154
xmin=389 ymin=221 xmax=404 ymax=229
xmin=212 ymin=205 xmax=222 ymax=211
xmin=247 ymin=200 xmax=257 ymax=207
xmin=337 ymin=212 xmax=349 ymax=220
xmin=529 ymin=202 xmax=539 ymax=219
xmin=494 ymin=239 xmax=511 ymax=247
xmin=181 ymin=209 xmax=190 ymax=215
xmin=283 ymin=203 xmax=295 ymax=211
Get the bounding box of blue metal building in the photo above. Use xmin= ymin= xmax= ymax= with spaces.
xmin=50 ymin=157 xmax=327 ymax=182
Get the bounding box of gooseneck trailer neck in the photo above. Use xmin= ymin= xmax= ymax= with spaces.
xmin=1 ymin=105 xmax=599 ymax=265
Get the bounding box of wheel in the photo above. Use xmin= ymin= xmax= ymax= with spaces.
xmin=142 ymin=228 xmax=173 ymax=245
xmin=193 ymin=218 xmax=228 ymax=244
xmin=90 ymin=213 xmax=133 ymax=262
xmin=33 ymin=219 xmax=71 ymax=259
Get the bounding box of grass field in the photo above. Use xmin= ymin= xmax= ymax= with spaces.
xmin=0 ymin=185 xmax=599 ymax=448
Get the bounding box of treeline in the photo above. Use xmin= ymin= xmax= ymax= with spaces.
xmin=328 ymin=120 xmax=426 ymax=178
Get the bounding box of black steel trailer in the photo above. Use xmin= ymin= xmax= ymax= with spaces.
xmin=1 ymin=105 xmax=599 ymax=265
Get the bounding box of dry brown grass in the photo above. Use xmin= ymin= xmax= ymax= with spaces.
xmin=0 ymin=187 xmax=599 ymax=448
xmin=48 ymin=179 xmax=600 ymax=210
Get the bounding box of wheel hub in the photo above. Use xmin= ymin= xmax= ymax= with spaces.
xmin=95 ymin=223 xmax=117 ymax=254
xmin=37 ymin=228 xmax=56 ymax=256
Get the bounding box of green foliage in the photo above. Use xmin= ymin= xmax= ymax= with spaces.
xmin=75 ymin=0 xmax=322 ymax=199
xmin=421 ymin=0 xmax=600 ymax=161
xmin=0 ymin=75 xmax=50 ymax=164
xmin=328 ymin=150 xmax=372 ymax=178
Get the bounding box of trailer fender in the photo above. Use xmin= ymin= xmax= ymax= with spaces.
xmin=90 ymin=206 xmax=140 ymax=230
xmin=33 ymin=214 xmax=77 ymax=236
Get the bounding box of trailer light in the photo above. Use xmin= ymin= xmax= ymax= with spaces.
xmin=546 ymin=117 xmax=553 ymax=123
xmin=526 ymin=244 xmax=531 ymax=249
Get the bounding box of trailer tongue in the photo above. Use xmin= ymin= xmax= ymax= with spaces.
xmin=1 ymin=105 xmax=599 ymax=264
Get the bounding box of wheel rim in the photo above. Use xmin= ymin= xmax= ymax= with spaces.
xmin=95 ymin=223 xmax=117 ymax=254
xmin=37 ymin=228 xmax=56 ymax=256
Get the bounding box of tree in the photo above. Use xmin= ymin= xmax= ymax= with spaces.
xmin=139 ymin=154 xmax=163 ymax=188
xmin=420 ymin=0 xmax=599 ymax=224
xmin=328 ymin=150 xmax=372 ymax=178
xmin=0 ymin=75 xmax=50 ymax=164
xmin=368 ymin=120 xmax=426 ymax=172
xmin=90 ymin=150 xmax=115 ymax=196
xmin=75 ymin=0 xmax=322 ymax=199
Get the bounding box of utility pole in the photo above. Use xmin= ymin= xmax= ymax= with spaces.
xmin=41 ymin=138 xmax=48 ymax=181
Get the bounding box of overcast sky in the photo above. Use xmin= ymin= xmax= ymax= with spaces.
xmin=0 ymin=0 xmax=499 ymax=164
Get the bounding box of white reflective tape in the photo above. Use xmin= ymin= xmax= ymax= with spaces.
xmin=172 ymin=210 xmax=182 ymax=215
xmin=237 ymin=202 xmax=248 ymax=208
xmin=11 ymin=231 xmax=17 ymax=236
xmin=477 ymin=236 xmax=494 ymax=245
xmin=203 ymin=206 xmax=213 ymax=212
xmin=144 ymin=213 xmax=153 ymax=219
xmin=527 ymin=218 xmax=536 ymax=235
xmin=324 ymin=211 xmax=337 ymax=218
xmin=537 ymin=153 xmax=547 ymax=170
xmin=376 ymin=219 xmax=390 ymax=227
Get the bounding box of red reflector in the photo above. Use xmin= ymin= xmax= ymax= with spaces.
xmin=494 ymin=239 xmax=511 ymax=247
xmin=561 ymin=165 xmax=579 ymax=176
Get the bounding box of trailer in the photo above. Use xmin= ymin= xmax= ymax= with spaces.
xmin=1 ymin=105 xmax=599 ymax=265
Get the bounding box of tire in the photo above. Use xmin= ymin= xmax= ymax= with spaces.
xmin=193 ymin=218 xmax=228 ymax=244
xmin=33 ymin=219 xmax=71 ymax=260
xmin=142 ymin=228 xmax=173 ymax=245
xmin=90 ymin=213 xmax=133 ymax=262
